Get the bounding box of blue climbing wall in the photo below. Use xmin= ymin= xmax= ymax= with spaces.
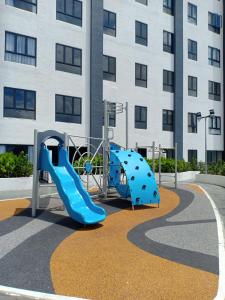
xmin=109 ymin=144 xmax=160 ymax=206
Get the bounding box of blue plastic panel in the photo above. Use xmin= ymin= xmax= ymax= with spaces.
xmin=40 ymin=145 xmax=106 ymax=225
xmin=109 ymin=144 xmax=160 ymax=206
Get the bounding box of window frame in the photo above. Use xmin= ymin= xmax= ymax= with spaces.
xmin=103 ymin=55 xmax=116 ymax=82
xmin=56 ymin=0 xmax=82 ymax=27
xmin=136 ymin=0 xmax=148 ymax=5
xmin=4 ymin=86 xmax=36 ymax=120
xmin=208 ymin=12 xmax=221 ymax=34
xmin=188 ymin=150 xmax=198 ymax=162
xmin=163 ymin=69 xmax=174 ymax=93
xmin=188 ymin=39 xmax=197 ymax=61
xmin=135 ymin=63 xmax=148 ymax=88
xmin=135 ymin=105 xmax=147 ymax=130
xmin=188 ymin=76 xmax=198 ymax=97
xmin=55 ymin=94 xmax=82 ymax=124
xmin=162 ymin=109 xmax=174 ymax=132
xmin=5 ymin=31 xmax=37 ymax=66
xmin=56 ymin=43 xmax=82 ymax=75
xmin=208 ymin=81 xmax=221 ymax=101
xmin=5 ymin=0 xmax=37 ymax=13
xmin=103 ymin=10 xmax=116 ymax=37
xmin=163 ymin=30 xmax=174 ymax=54
xmin=208 ymin=46 xmax=220 ymax=67
xmin=135 ymin=20 xmax=148 ymax=46
xmin=163 ymin=0 xmax=174 ymax=15
xmin=188 ymin=113 xmax=197 ymax=133
xmin=209 ymin=116 xmax=221 ymax=135
xmin=188 ymin=3 xmax=197 ymax=25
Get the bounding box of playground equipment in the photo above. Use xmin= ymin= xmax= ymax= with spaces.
xmin=69 ymin=134 xmax=106 ymax=198
xmin=31 ymin=101 xmax=161 ymax=224
xmin=109 ymin=143 xmax=160 ymax=207
xmin=31 ymin=130 xmax=106 ymax=225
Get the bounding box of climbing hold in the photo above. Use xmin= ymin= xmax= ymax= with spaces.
xmin=131 ymin=176 xmax=135 ymax=181
xmin=116 ymin=170 xmax=119 ymax=174
xmin=135 ymin=166 xmax=139 ymax=170
xmin=136 ymin=197 xmax=140 ymax=202
xmin=140 ymin=158 xmax=144 ymax=162
xmin=142 ymin=185 xmax=146 ymax=190
xmin=116 ymin=150 xmax=119 ymax=153
xmin=147 ymin=172 xmax=151 ymax=177
xmin=131 ymin=150 xmax=134 ymax=152
xmin=110 ymin=177 xmax=113 ymax=181
xmin=124 ymin=161 xmax=128 ymax=164
xmin=153 ymin=191 xmax=157 ymax=197
xmin=128 ymin=154 xmax=132 ymax=157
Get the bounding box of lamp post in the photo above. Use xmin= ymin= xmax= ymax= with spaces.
xmin=196 ymin=109 xmax=215 ymax=174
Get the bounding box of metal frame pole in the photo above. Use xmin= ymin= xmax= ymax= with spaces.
xmin=152 ymin=141 xmax=155 ymax=174
xmin=32 ymin=130 xmax=39 ymax=217
xmin=205 ymin=117 xmax=208 ymax=174
xmin=175 ymin=142 xmax=178 ymax=189
xmin=125 ymin=101 xmax=129 ymax=150
xmin=103 ymin=100 xmax=109 ymax=199
xmin=158 ymin=144 xmax=162 ymax=187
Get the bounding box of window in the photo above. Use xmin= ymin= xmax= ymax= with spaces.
xmin=163 ymin=70 xmax=174 ymax=93
xmin=5 ymin=32 xmax=36 ymax=66
xmin=188 ymin=113 xmax=197 ymax=133
xmin=188 ymin=39 xmax=197 ymax=60
xmin=163 ymin=0 xmax=173 ymax=15
xmin=4 ymin=87 xmax=36 ymax=120
xmin=56 ymin=44 xmax=82 ymax=75
xmin=208 ymin=46 xmax=220 ymax=67
xmin=103 ymin=55 xmax=116 ymax=82
xmin=188 ymin=76 xmax=197 ymax=97
xmin=135 ymin=63 xmax=147 ymax=88
xmin=56 ymin=0 xmax=82 ymax=27
xmin=163 ymin=110 xmax=174 ymax=131
xmin=108 ymin=102 xmax=116 ymax=127
xmin=135 ymin=106 xmax=147 ymax=129
xmin=209 ymin=116 xmax=221 ymax=135
xmin=188 ymin=3 xmax=197 ymax=25
xmin=164 ymin=149 xmax=175 ymax=159
xmin=188 ymin=150 xmax=197 ymax=162
xmin=135 ymin=21 xmax=148 ymax=46
xmin=55 ymin=94 xmax=81 ymax=124
xmin=5 ymin=145 xmax=28 ymax=156
xmin=208 ymin=81 xmax=221 ymax=101
xmin=103 ymin=10 xmax=116 ymax=36
xmin=6 ymin=0 xmax=37 ymax=13
xmin=208 ymin=12 xmax=222 ymax=34
xmin=207 ymin=151 xmax=222 ymax=163
xmin=136 ymin=0 xmax=148 ymax=5
xmin=163 ymin=31 xmax=174 ymax=53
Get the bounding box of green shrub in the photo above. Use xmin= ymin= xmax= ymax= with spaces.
xmin=147 ymin=158 xmax=192 ymax=173
xmin=207 ymin=161 xmax=225 ymax=176
xmin=0 ymin=152 xmax=33 ymax=178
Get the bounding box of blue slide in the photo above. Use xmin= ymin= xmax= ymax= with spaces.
xmin=40 ymin=145 xmax=106 ymax=225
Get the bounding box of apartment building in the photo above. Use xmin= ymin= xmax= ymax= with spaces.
xmin=0 ymin=0 xmax=224 ymax=163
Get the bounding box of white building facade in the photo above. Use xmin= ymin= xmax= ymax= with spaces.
xmin=0 ymin=0 xmax=224 ymax=163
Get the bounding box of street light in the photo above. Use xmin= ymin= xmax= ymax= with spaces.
xmin=196 ymin=109 xmax=215 ymax=174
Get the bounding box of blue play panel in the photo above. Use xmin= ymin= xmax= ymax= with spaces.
xmin=109 ymin=143 xmax=160 ymax=206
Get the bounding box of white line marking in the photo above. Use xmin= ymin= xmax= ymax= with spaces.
xmin=0 ymin=285 xmax=86 ymax=300
xmin=195 ymin=184 xmax=225 ymax=300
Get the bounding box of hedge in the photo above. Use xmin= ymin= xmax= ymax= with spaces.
xmin=0 ymin=152 xmax=33 ymax=178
